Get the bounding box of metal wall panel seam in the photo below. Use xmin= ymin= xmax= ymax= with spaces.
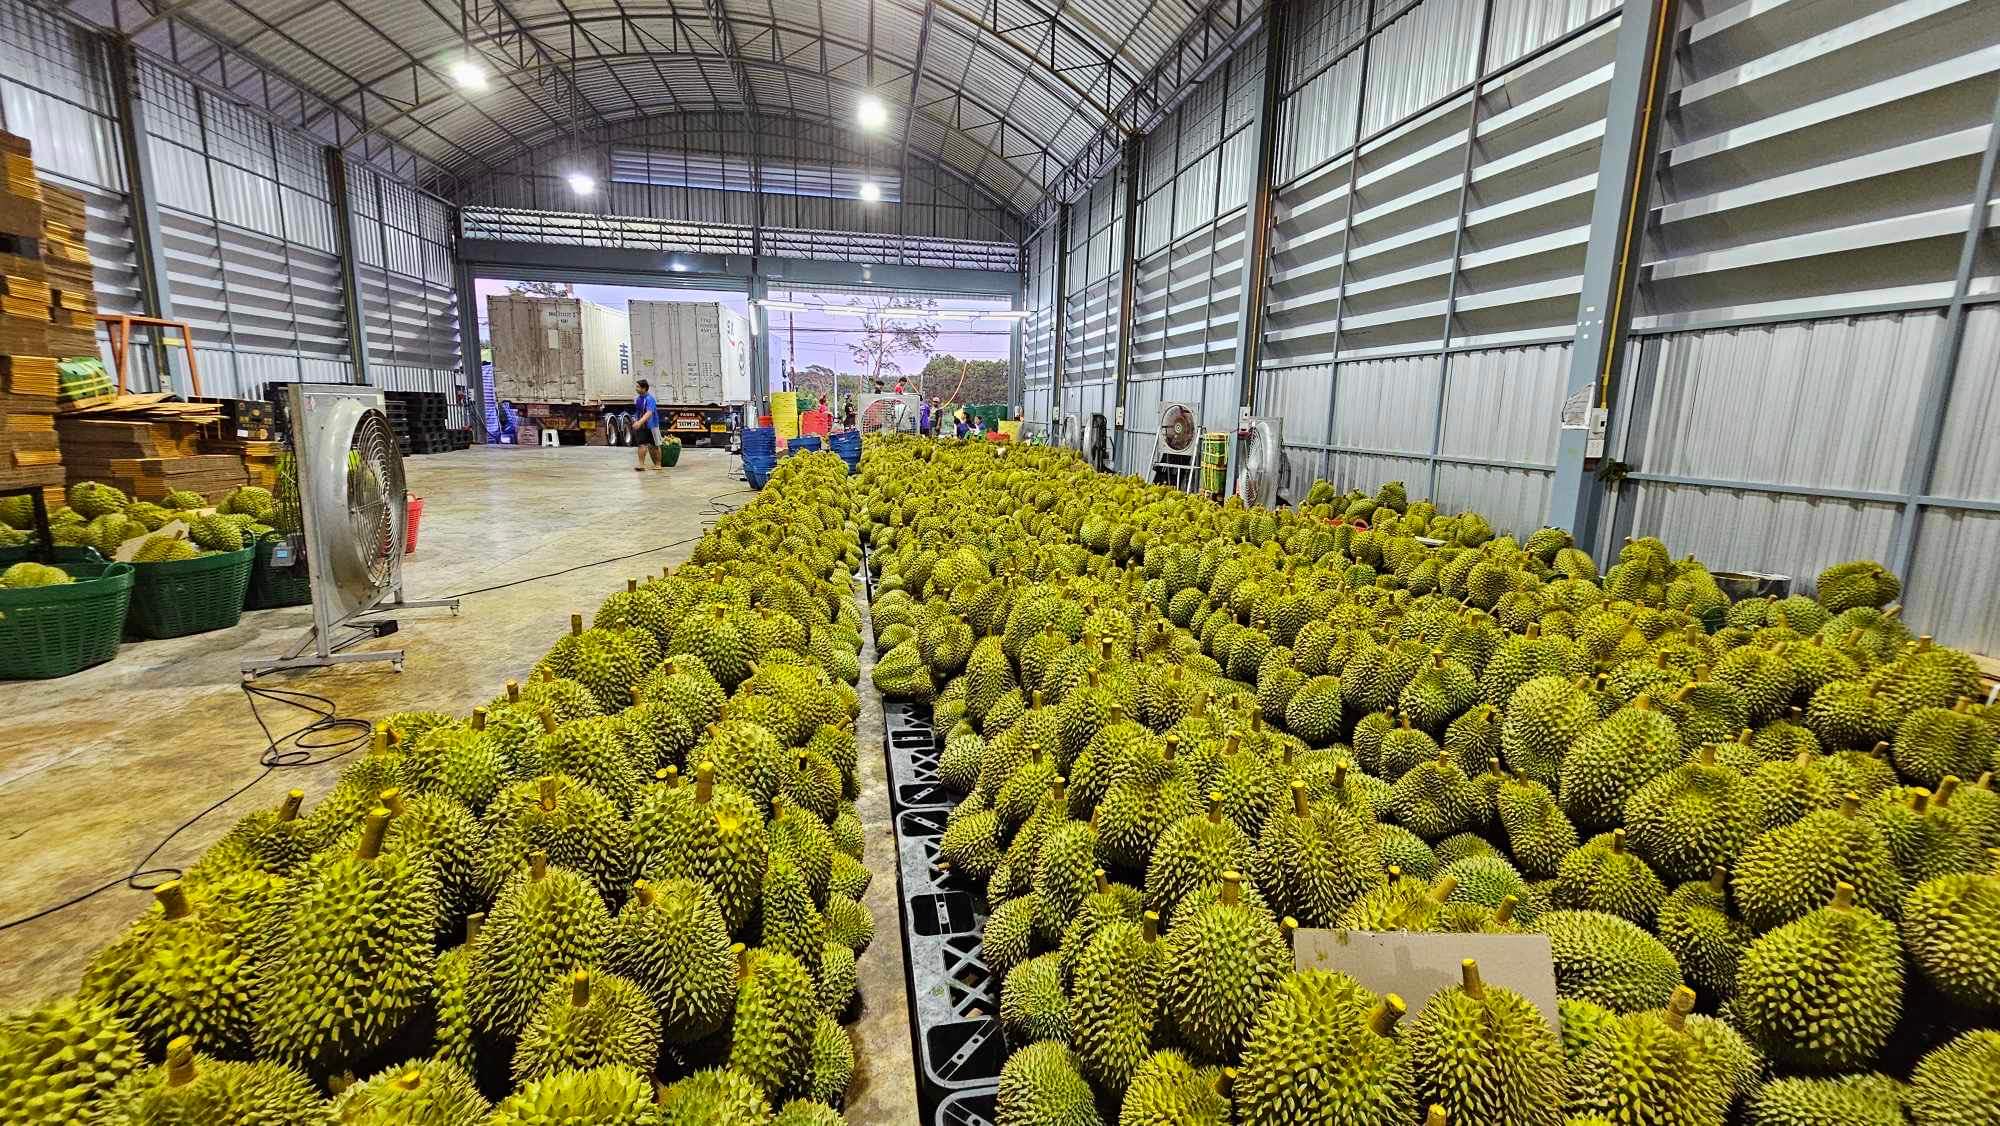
xmin=1423 ymin=0 xmax=1496 ymax=502
xmin=191 ymin=78 xmax=243 ymax=391
xmin=1888 ymin=78 xmax=2000 ymax=577
xmin=1319 ymin=0 xmax=1378 ymax=466
xmin=104 ymin=33 xmax=177 ymax=388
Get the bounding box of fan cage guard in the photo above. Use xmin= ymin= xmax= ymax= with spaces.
xmin=1157 ymin=403 xmax=1199 ymax=455
xmin=347 ymin=410 xmax=403 ymax=589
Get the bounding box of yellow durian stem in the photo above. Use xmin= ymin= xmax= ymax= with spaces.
xmin=1368 ymin=995 xmax=1407 ymax=1036
xmin=165 ymin=1037 xmax=197 ymax=1087
xmin=155 ymin=881 xmax=190 ymax=921
xmin=355 ymin=808 xmax=391 ymax=860
xmin=278 ymin=790 xmax=304 ymax=821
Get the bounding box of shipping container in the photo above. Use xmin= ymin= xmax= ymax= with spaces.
xmin=487 ymin=295 xmax=631 ymax=404
xmin=628 ymin=300 xmax=752 ymax=405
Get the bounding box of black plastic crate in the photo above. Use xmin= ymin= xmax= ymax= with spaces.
xmin=935 ymin=1086 xmax=998 ymax=1126
xmin=885 ymin=699 xmax=954 ymax=811
xmin=895 ymin=806 xmax=1003 ymax=1101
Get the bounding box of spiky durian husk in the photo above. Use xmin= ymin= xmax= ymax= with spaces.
xmin=510 ymin=971 xmax=661 ymax=1086
xmin=254 ymin=842 xmax=439 ymax=1077
xmin=467 ymin=864 xmax=612 ymax=1040
xmin=330 ymin=1058 xmax=491 ymax=1125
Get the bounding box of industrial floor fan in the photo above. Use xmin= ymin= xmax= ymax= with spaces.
xmin=242 ymin=384 xmax=458 ymax=678
xmin=1151 ymin=401 xmax=1200 ymax=490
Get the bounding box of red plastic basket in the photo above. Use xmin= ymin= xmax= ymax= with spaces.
xmin=405 ymin=495 xmax=423 ymax=554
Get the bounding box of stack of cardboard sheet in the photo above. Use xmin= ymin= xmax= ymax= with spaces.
xmin=39 ymin=184 xmax=97 ymax=359
xmin=57 ymin=394 xmax=244 ymax=502
xmin=0 ymin=133 xmax=62 ymax=509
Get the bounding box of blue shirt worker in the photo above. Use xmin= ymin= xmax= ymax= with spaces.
xmin=632 ymin=380 xmax=662 ymax=471
xmin=919 ymin=398 xmax=932 ymax=436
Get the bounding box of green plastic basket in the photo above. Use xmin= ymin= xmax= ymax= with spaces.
xmin=0 ymin=562 xmax=133 ymax=679
xmin=661 ymin=440 xmax=682 ymax=468
xmin=128 ymin=546 xmax=255 ymax=639
xmin=0 ymin=545 xmax=107 ymax=567
xmin=246 ymin=536 xmax=312 ymax=610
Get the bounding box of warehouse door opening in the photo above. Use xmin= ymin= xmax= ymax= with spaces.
xmin=761 ymin=288 xmax=1017 ymax=436
xmin=472 ymin=277 xmax=753 ymax=449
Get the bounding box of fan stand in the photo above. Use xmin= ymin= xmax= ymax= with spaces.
xmin=242 ymin=587 xmax=460 ymax=679
xmin=1151 ymin=439 xmax=1197 ymax=491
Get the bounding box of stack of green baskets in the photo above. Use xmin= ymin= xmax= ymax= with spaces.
xmin=245 ymin=535 xmax=311 ymax=610
xmin=0 ymin=561 xmax=134 ymax=679
xmin=127 ymin=544 xmax=256 ymax=639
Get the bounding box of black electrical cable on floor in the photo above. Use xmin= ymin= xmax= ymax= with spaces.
xmin=0 ymin=486 xmax=759 ymax=930
xmin=0 ymin=684 xmax=371 ymax=932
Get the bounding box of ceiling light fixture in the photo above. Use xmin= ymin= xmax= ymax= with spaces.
xmin=567 ymin=173 xmax=596 ymax=195
xmin=856 ymin=95 xmax=888 ymax=130
xmin=448 ymin=59 xmax=488 ymax=91
xmin=859 ymin=181 xmax=882 ymax=203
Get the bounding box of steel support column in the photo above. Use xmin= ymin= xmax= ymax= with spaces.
xmin=1009 ymin=272 xmax=1025 ymax=416
xmin=323 ymin=146 xmax=373 ymax=385
xmin=748 ymin=274 xmax=771 ymax=406
xmin=454 ymin=240 xmax=484 ymax=441
xmin=1548 ymin=0 xmax=1675 ymax=541
xmin=1888 ymin=80 xmax=2000 ymax=579
xmin=105 ymin=35 xmax=179 ymax=392
xmin=1050 ymin=203 xmax=1072 ymax=442
xmin=1110 ymin=138 xmax=1143 ymax=471
xmin=1225 ymin=0 xmax=1287 ymax=498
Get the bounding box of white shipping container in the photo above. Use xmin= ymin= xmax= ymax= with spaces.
xmin=488 ymin=294 xmax=631 ymax=403
xmin=629 ymin=300 xmax=753 ymax=405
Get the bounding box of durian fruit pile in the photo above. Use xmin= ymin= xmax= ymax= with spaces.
xmin=856 ymin=436 xmax=2000 ymax=1126
xmin=0 ymin=452 xmax=874 ymax=1126
xmin=0 ymin=480 xmax=283 ymax=561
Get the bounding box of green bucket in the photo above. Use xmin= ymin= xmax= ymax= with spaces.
xmin=246 ymin=536 xmax=312 ymax=610
xmin=0 ymin=561 xmax=134 ymax=679
xmin=128 ymin=545 xmax=256 ymax=639
xmin=661 ymin=440 xmax=682 ymax=468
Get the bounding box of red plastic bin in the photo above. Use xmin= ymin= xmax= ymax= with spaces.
xmin=404 ymin=495 xmax=423 ymax=554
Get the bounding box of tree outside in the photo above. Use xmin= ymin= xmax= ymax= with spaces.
xmin=845 ymin=296 xmax=941 ymax=391
xmin=507 ymin=279 xmax=572 ymax=298
xmin=917 ymin=354 xmax=1009 ymax=406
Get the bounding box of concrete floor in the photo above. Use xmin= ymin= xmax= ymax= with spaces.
xmin=0 ymin=444 xmax=918 ymax=1119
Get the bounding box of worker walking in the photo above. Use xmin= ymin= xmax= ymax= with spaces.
xmin=632 ymin=379 xmax=662 ymax=471
xmin=918 ymin=397 xmax=932 ymax=437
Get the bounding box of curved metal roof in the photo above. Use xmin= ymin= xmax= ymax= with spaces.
xmin=135 ymin=0 xmax=1239 ymax=217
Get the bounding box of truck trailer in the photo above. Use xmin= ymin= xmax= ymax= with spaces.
xmin=486 ymin=294 xmax=630 ymax=406
xmin=628 ymin=300 xmax=753 ymax=447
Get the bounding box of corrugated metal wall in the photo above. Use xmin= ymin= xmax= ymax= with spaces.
xmin=0 ymin=4 xmax=141 ymax=332
xmin=139 ymin=60 xmax=351 ymax=395
xmin=349 ymin=165 xmax=465 ymax=424
xmin=1608 ymin=0 xmax=2000 ymax=654
xmin=0 ymin=0 xmax=458 ymax=411
xmin=1059 ymin=163 xmax=1127 ymax=435
xmin=1021 ymin=223 xmax=1060 ymax=436
xmin=1122 ymin=35 xmax=1264 ymax=475
xmin=1254 ymin=0 xmax=1616 ymax=521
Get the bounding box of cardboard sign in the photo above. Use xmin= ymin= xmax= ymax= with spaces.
xmin=112 ymin=518 xmax=190 ymax=562
xmin=1294 ymin=929 xmax=1561 ymax=1033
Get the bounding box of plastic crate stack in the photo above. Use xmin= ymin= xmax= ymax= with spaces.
xmin=385 ymin=390 xmax=451 ymax=455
